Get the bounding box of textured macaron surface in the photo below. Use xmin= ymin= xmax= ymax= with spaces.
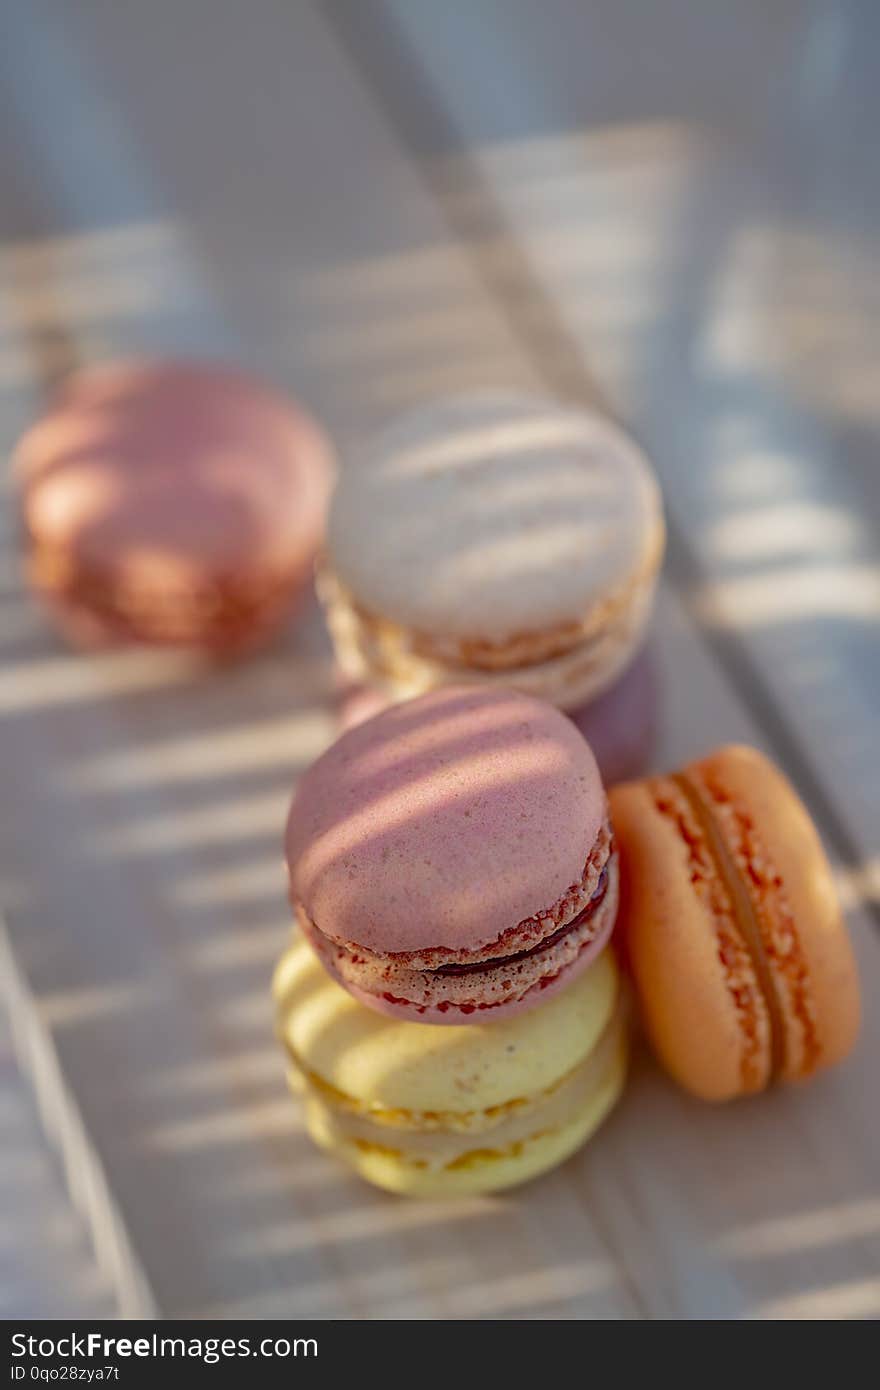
xmin=326 ymin=391 xmax=664 ymax=640
xmin=611 ymin=745 xmax=861 ymax=1100
xmin=16 ymin=360 xmax=332 ymax=585
xmin=286 ymin=686 xmax=606 ymax=957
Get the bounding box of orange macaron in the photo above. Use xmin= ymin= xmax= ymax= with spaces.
xmin=609 ymin=745 xmax=860 ymax=1101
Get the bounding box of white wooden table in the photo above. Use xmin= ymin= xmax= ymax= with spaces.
xmin=1 ymin=0 xmax=878 ymax=1318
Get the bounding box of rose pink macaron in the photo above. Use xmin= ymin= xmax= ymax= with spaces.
xmin=15 ymin=360 xmax=333 ymax=653
xmin=285 ymin=685 xmax=619 ymax=1023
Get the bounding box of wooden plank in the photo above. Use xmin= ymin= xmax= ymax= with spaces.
xmin=0 ymin=929 xmax=154 ymax=1316
xmin=0 ymin=982 xmax=116 ymax=1318
xmin=0 ymin=0 xmax=876 ymax=1318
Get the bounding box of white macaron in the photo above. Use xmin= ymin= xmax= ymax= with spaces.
xmin=321 ymin=390 xmax=665 ymax=710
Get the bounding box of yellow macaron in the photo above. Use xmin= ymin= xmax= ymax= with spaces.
xmin=273 ymin=937 xmax=627 ymax=1197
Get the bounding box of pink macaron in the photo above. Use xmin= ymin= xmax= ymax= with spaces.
xmin=15 ymin=360 xmax=333 ymax=653
xmin=285 ymin=685 xmax=618 ymax=1023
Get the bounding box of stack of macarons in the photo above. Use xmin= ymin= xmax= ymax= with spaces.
xmin=264 ymin=384 xmax=857 ymax=1195
xmin=275 ymin=685 xmax=629 ymax=1196
xmin=321 ymin=391 xmax=665 ymax=781
xmin=275 ymin=688 xmax=861 ymax=1196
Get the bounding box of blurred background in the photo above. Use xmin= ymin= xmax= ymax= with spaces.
xmin=1 ymin=1 xmax=878 ymax=1319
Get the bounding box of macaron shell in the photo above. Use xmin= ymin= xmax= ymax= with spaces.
xmin=690 ymin=746 xmax=860 ymax=1081
xmin=610 ymin=779 xmax=757 ymax=1101
xmin=286 ymin=685 xmax=606 ymax=956
xmin=326 ymin=391 xmax=664 ymax=643
xmin=273 ymin=935 xmax=620 ymax=1114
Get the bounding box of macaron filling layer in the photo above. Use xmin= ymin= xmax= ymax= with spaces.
xmin=322 ymin=558 xmax=658 ymax=669
xmin=296 ymin=823 xmax=619 ymax=1022
xmin=669 ymin=772 xmax=786 ymax=1080
xmin=434 ymin=865 xmax=610 ymax=976
xmin=651 ymin=768 xmax=819 ymax=1088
